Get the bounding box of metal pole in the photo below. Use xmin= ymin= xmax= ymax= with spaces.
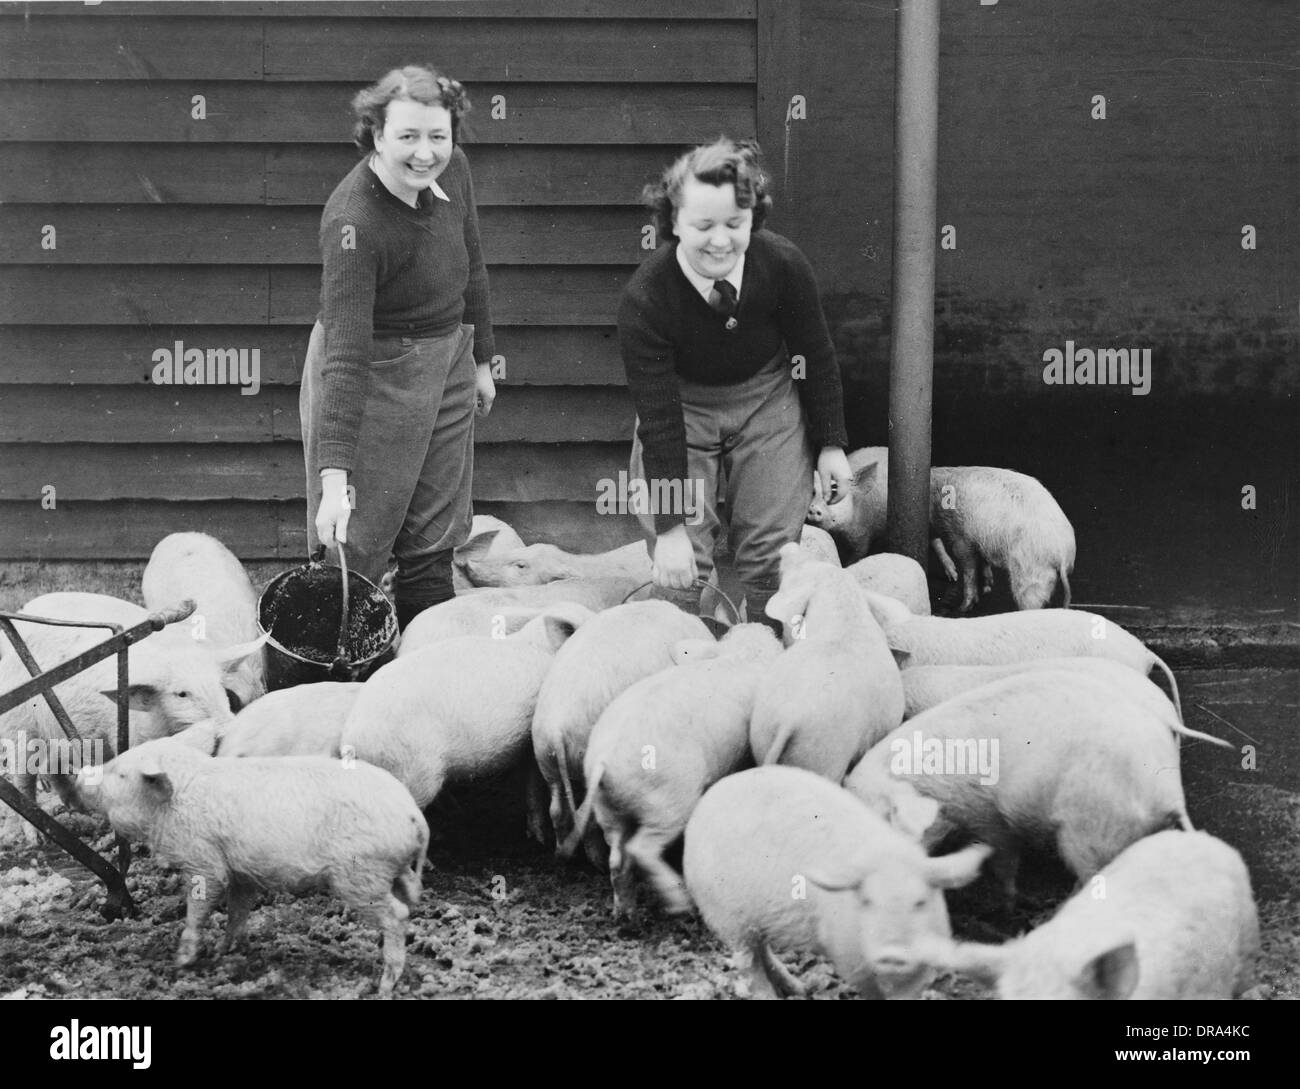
xmin=885 ymin=0 xmax=940 ymax=566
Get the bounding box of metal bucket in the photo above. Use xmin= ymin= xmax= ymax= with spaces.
xmin=620 ymin=577 xmax=741 ymax=639
xmin=257 ymin=544 xmax=398 ymax=692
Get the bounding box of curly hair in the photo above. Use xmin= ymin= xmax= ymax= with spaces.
xmin=643 ymin=137 xmax=772 ymax=242
xmin=351 ymin=65 xmax=471 ymax=152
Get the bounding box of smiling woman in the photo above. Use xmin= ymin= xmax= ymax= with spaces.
xmin=617 ymin=138 xmax=853 ymax=629
xmin=299 ymin=65 xmax=498 ymax=631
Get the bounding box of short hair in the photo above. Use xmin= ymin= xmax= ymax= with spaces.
xmin=352 ymin=64 xmax=471 ymax=152
xmin=643 ymin=137 xmax=772 ymax=242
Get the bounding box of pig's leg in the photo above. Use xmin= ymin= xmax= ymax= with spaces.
xmin=582 ymin=823 xmax=610 ymax=871
xmin=758 ymin=943 xmax=807 ymax=999
xmin=623 ymin=825 xmax=691 ymax=915
xmin=376 ymin=899 xmax=409 ymax=999
xmin=219 ymin=878 xmax=256 ymax=955
xmin=7 ymin=770 xmax=42 ymax=846
xmin=523 ymin=760 xmax=550 ymax=845
xmin=987 ymin=841 xmax=1022 ymax=910
xmin=177 ymin=872 xmax=223 ymax=967
xmin=930 ymin=537 xmax=958 ymax=582
xmin=980 ymin=559 xmax=996 ymax=596
xmin=946 ymin=538 xmax=982 ymax=612
xmin=606 ymin=827 xmax=636 ymax=919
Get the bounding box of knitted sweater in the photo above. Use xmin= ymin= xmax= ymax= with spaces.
xmin=314 ymin=145 xmax=495 ymax=473
xmin=618 ymin=230 xmax=849 ymax=532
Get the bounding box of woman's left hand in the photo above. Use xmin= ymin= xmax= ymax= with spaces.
xmin=817 ymin=446 xmax=853 ymax=505
xmin=474 ymin=363 xmax=496 ymax=417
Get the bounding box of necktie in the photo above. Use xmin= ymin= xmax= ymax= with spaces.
xmin=708 ymin=279 xmax=739 ymax=329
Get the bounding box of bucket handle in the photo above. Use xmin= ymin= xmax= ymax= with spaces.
xmin=620 ymin=578 xmax=741 ymax=626
xmin=334 ymin=542 xmax=351 ymax=671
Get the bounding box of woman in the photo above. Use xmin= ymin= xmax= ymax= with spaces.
xmin=301 ymin=64 xmax=497 ymax=630
xmin=618 ymin=137 xmax=852 ymax=626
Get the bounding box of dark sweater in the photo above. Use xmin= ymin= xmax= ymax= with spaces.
xmin=618 ymin=230 xmax=849 ymax=531
xmin=315 ymin=145 xmax=495 ymax=473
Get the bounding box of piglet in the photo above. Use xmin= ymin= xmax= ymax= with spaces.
xmin=939 ymin=831 xmax=1260 ymax=999
xmin=684 ymin=765 xmax=989 ymax=999
xmin=74 ymin=737 xmax=428 ymax=998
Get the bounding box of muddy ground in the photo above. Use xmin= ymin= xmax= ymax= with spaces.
xmin=1 ymin=668 xmax=1295 ymax=1001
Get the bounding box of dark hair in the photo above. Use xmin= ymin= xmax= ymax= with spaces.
xmin=643 ymin=136 xmax=772 ymax=241
xmin=352 ymin=64 xmax=471 ymax=152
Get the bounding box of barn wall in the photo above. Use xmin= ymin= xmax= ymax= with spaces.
xmin=0 ymin=0 xmax=766 ymax=558
xmin=0 ymin=0 xmax=1294 ymax=609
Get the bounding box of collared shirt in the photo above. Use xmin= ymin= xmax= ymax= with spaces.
xmin=367 ymin=156 xmax=451 ymax=206
xmin=675 ymin=244 xmax=745 ymax=303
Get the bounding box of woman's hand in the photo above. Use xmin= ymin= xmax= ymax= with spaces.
xmin=317 ymin=469 xmax=351 ymax=547
xmin=652 ymin=524 xmax=697 ymax=590
xmin=817 ymin=446 xmax=854 ymax=506
xmin=475 ymin=362 xmax=496 ymax=417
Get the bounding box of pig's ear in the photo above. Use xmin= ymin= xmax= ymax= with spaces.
xmin=541 ymin=615 xmax=581 ymax=651
xmin=215 ymin=631 xmax=270 ymax=670
xmin=860 ymin=589 xmax=912 ymax=628
xmin=925 ymin=842 xmax=993 ymax=890
xmin=804 ymin=856 xmax=866 ymax=893
xmin=765 ymin=576 xmax=812 ymax=625
xmin=134 ymin=752 xmax=175 ymax=801
xmin=892 ymin=792 xmax=941 ymax=839
xmin=455 ymin=528 xmax=501 ymax=563
xmin=852 ymin=459 xmax=880 ymax=488
xmin=1074 ymin=938 xmax=1140 ymax=1001
xmin=104 ymin=684 xmax=162 ymax=713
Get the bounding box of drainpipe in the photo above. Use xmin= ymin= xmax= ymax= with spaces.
xmin=885 ymin=0 xmax=940 ymax=567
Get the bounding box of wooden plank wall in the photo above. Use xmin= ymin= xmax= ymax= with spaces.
xmin=0 ymin=0 xmax=777 ymax=559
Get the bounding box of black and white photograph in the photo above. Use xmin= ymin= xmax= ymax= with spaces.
xmin=0 ymin=0 xmax=1294 ymax=1030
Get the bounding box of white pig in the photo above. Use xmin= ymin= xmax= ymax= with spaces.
xmin=531 ymin=600 xmax=713 ymax=862
xmin=845 ymin=669 xmax=1194 ymax=900
xmin=898 ymin=657 xmax=1229 ymax=747
xmin=750 ymin=545 xmax=904 ymax=780
xmin=808 ymin=447 xmax=1075 ymax=610
xmin=861 ymin=591 xmax=1182 ymax=720
xmin=341 ymin=606 xmax=589 ymax=823
xmin=141 ymin=532 xmax=266 ymax=708
xmin=74 ymin=737 xmax=428 ymax=998
xmin=797 ymin=524 xmax=841 ymax=567
xmin=460 ymin=539 xmax=652 ymax=588
xmin=938 ymin=831 xmax=1260 ymax=999
xmin=563 ymin=623 xmax=782 ymax=916
xmin=215 ymin=681 xmax=364 ymax=758
xmin=0 ymin=594 xmax=261 ymax=844
xmin=845 ymin=552 xmax=931 ymax=616
xmin=397 ymin=576 xmax=641 ymax=655
xmin=684 ymin=765 xmax=991 ymax=999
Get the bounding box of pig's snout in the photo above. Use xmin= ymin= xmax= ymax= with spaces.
xmin=806 ymin=500 xmax=828 ymax=526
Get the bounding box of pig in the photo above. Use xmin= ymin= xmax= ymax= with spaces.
xmin=937 ymin=831 xmax=1260 ymax=999
xmin=531 ymin=600 xmax=713 ymax=862
xmin=0 ymin=593 xmax=261 ymax=844
xmin=683 ymin=765 xmax=991 ymax=999
xmin=845 ymin=552 xmax=931 ymax=616
xmin=750 ymin=545 xmax=904 ymax=780
xmin=340 ymin=606 xmax=590 ymax=827
xmin=805 ymin=447 xmax=888 ymax=561
xmin=797 ymin=524 xmax=841 ymax=567
xmin=141 ymin=532 xmax=266 ymax=708
xmin=74 ymin=737 xmax=428 ymax=998
xmin=845 ymin=669 xmax=1194 ymax=901
xmin=861 ymin=590 xmax=1183 ymax=721
xmin=381 ymin=515 xmax=528 ymax=596
xmin=215 ymin=682 xmax=364 ymax=758
xmin=808 ymin=446 xmax=1076 ymax=610
xmin=898 ymin=657 xmax=1229 ymax=748
xmin=562 ymin=623 xmax=783 ymax=916
xmin=460 ymin=539 xmax=652 ymax=588
xmin=397 ymin=576 xmax=642 ymax=655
